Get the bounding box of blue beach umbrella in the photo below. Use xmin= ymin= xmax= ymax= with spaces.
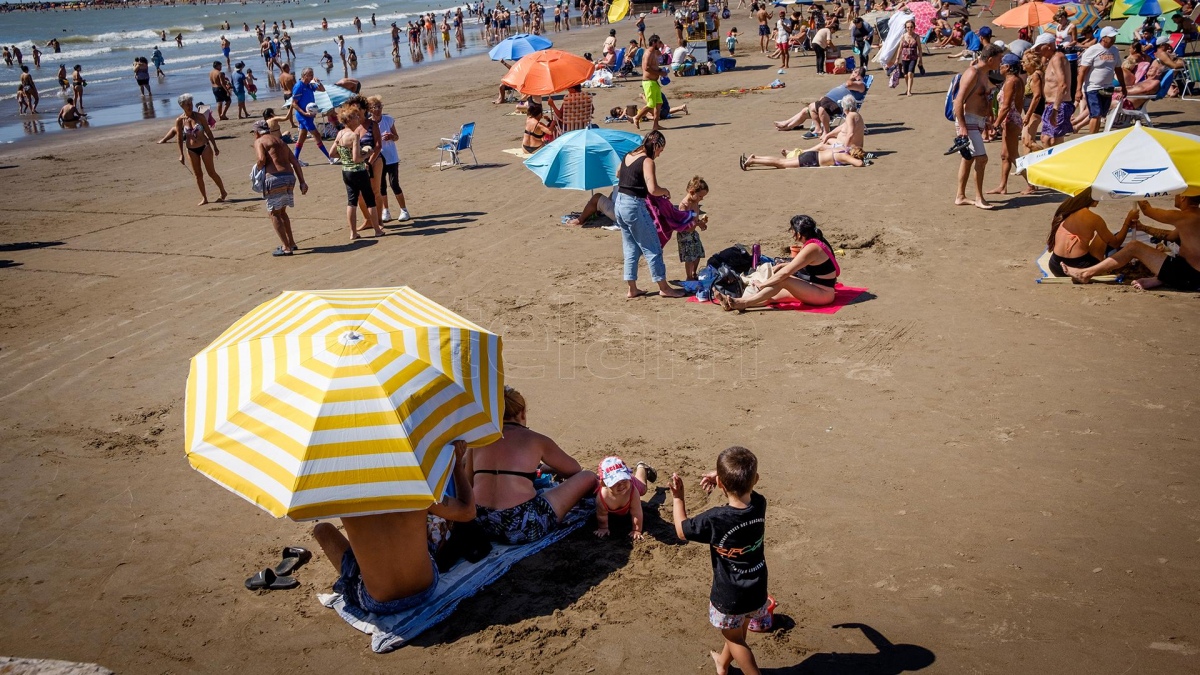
xmin=524 ymin=128 xmax=643 ymax=191
xmin=312 ymin=84 xmax=354 ymax=113
xmin=490 ymin=33 xmax=554 ymax=61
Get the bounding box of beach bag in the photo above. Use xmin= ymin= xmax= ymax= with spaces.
xmin=707 ymin=245 xmax=754 ymax=274
xmin=722 ymin=7 xmax=730 ymax=18
xmin=711 ymin=264 xmax=746 ymax=299
xmin=888 ymin=64 xmax=900 ymax=88
xmin=944 ymin=73 xmax=961 ymax=121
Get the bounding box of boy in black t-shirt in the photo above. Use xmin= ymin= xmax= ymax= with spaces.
xmin=671 ymin=446 xmax=769 ymax=675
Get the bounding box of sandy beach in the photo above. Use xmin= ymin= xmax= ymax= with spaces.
xmin=1 ymin=9 xmax=1199 ymax=674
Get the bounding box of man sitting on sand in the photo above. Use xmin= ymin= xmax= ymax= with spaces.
xmin=1064 ymin=196 xmax=1200 ymax=292
xmin=313 ymin=441 xmax=474 ymax=615
xmin=773 ymin=68 xmax=867 ymax=136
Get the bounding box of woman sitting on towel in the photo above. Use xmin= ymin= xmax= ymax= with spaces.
xmin=714 ymin=214 xmax=840 ymax=311
xmin=468 ymin=387 xmax=597 ymax=545
xmin=312 ymin=440 xmax=477 ymax=615
xmin=1046 ymin=187 xmax=1137 ymax=277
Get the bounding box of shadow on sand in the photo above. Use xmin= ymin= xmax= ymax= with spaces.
xmin=763 ymin=623 xmax=935 ymax=675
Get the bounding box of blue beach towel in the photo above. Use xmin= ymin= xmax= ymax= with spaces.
xmin=318 ymin=501 xmax=593 ymax=653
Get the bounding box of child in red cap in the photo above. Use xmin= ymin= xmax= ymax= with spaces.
xmin=594 ymin=456 xmax=657 ymax=540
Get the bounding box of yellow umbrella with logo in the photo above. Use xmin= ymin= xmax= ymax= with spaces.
xmin=184 ymin=287 xmax=504 ymax=521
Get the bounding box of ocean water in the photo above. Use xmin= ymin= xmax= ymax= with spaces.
xmin=0 ymin=0 xmax=508 ymax=144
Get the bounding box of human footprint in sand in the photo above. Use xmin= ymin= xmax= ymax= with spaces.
xmin=174 ymin=93 xmax=228 ymax=207
xmin=594 ymin=456 xmax=657 ymax=540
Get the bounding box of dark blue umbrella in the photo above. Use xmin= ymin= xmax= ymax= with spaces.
xmin=489 ymin=33 xmax=554 ymax=61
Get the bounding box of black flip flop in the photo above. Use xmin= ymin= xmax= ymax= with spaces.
xmin=636 ymin=462 xmax=658 ymax=484
xmin=245 ymin=567 xmax=299 ymax=591
xmin=274 ymin=546 xmax=312 ymax=576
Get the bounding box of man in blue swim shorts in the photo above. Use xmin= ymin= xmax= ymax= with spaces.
xmin=313 ymin=441 xmax=476 ymax=615
xmin=290 ymin=67 xmax=331 ymax=164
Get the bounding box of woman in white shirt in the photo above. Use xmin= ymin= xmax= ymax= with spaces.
xmin=369 ymin=96 xmax=410 ymax=222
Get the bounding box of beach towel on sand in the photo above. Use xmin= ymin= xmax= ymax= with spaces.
xmin=319 ymin=501 xmax=593 ymax=653
xmin=687 ymin=283 xmax=869 ymax=314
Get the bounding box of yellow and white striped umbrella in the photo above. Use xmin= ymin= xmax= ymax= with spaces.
xmin=184 ymin=287 xmax=504 ymax=521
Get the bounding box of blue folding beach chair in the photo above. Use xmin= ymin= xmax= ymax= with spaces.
xmin=436 ymin=122 xmax=478 ymax=169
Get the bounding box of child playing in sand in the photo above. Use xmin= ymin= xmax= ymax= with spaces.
xmin=727 ymin=28 xmax=739 ymax=56
xmin=595 ymin=456 xmax=657 ymax=540
xmin=671 ymin=446 xmax=769 ymax=675
xmin=677 ymin=176 xmax=710 ymax=281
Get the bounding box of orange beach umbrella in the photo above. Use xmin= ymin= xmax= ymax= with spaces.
xmin=993 ymin=1 xmax=1059 ymax=27
xmin=501 ymin=49 xmax=595 ymax=96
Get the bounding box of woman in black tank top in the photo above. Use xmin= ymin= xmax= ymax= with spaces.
xmin=613 ymin=131 xmax=687 ymax=299
xmin=714 ymin=214 xmax=841 ymax=312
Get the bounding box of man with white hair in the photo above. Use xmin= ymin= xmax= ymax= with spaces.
xmin=1035 ymin=32 xmax=1072 ymax=147
xmin=289 ymin=67 xmax=333 ymax=164
xmin=1075 ymin=26 xmax=1127 ymax=135
xmin=824 ymin=95 xmax=866 ymax=150
xmin=773 ymin=68 xmax=868 ymax=136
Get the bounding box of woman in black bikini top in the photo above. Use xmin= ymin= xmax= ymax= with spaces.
xmin=467 ymin=387 xmax=597 ymax=545
xmin=522 ymin=101 xmax=554 ymax=153
xmin=714 ymin=214 xmax=842 ymax=312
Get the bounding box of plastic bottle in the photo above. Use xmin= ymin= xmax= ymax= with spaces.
xmin=751 ymin=243 xmax=761 ymax=269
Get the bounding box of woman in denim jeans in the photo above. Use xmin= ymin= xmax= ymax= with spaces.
xmin=614 ymin=131 xmax=688 ymax=299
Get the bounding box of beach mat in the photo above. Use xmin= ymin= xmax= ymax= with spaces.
xmin=319 ymin=502 xmax=592 ymax=653
xmin=502 ymin=148 xmax=535 ymax=159
xmin=687 ymin=284 xmax=868 ymax=314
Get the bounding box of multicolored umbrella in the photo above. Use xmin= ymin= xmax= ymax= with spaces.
xmin=994 ymin=1 xmax=1059 ymax=27
xmin=1114 ymin=13 xmax=1160 ymax=42
xmin=524 ymin=127 xmax=643 ymax=190
xmin=1122 ymin=0 xmax=1180 ymax=15
xmin=501 ymin=49 xmax=596 ymax=96
xmin=1015 ymin=123 xmax=1200 ymax=198
xmin=1039 ymin=3 xmax=1103 ymax=33
xmin=184 ymin=287 xmax=505 ymax=521
xmin=489 ymin=33 xmax=553 ymax=61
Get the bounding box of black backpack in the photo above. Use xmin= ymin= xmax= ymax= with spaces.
xmin=706 ymin=245 xmax=754 ymax=275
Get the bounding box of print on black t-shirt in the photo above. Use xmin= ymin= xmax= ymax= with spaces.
xmin=682 ymin=491 xmax=768 ymax=615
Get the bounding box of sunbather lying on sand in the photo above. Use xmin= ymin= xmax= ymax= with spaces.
xmin=740 ymin=143 xmax=871 ymax=169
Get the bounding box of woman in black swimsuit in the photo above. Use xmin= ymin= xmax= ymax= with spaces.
xmin=522 ymin=102 xmax=554 ymax=154
xmin=174 ymin=93 xmax=227 ymax=207
xmin=467 ymin=387 xmax=596 ymax=545
xmin=715 ymin=215 xmax=841 ymax=311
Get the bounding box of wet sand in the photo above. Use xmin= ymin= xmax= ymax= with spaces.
xmin=1 ymin=12 xmax=1199 ymax=674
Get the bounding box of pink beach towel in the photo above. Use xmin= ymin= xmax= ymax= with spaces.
xmin=688 ymin=284 xmax=868 ymax=314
